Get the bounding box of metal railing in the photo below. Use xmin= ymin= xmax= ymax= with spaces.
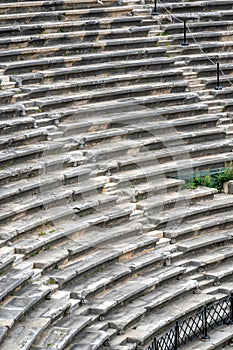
xmin=146 ymin=292 xmax=233 ymax=350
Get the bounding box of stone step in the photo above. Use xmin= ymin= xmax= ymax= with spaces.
xmin=0 ymin=151 xmax=75 ymax=185
xmin=19 ymin=69 xmax=184 ymax=99
xmin=164 ymin=209 xmax=233 ymax=243
xmin=157 ymin=1 xmax=233 ymax=15
xmin=0 ymin=16 xmax=151 ymax=38
xmin=0 ymin=162 xmax=92 ymax=203
xmin=32 ymin=81 xmax=187 ymax=112
xmin=0 ymin=0 xmax=120 ymax=14
xmin=0 ymin=140 xmax=65 ymax=169
xmin=109 ymin=138 xmax=232 ymax=174
xmin=162 ymin=20 xmax=233 ymax=35
xmin=47 ymin=226 xmax=159 ymax=287
xmin=66 ymin=246 xmax=171 ymax=299
xmin=109 ymin=150 xmax=233 ymax=187
xmin=67 ymin=328 xmax=109 ymax=350
xmin=87 ymin=266 xmax=185 ymax=316
xmin=3 ymin=47 xmax=166 ymax=76
xmin=0 ymin=128 xmax=49 ymax=150
xmin=176 ymin=230 xmax=232 ymax=254
xmin=50 ymin=92 xmax=199 ymax=122
xmin=0 ymin=26 xmax=151 ymax=50
xmin=0 ymin=266 xmax=34 ymax=302
xmin=10 ymin=56 xmax=175 ymax=85
xmin=157 ymin=194 xmax=233 ymax=228
xmin=102 ymin=279 xmax=198 ymax=332
xmin=59 ymin=111 xmax=217 ymax=141
xmin=138 ymin=187 xmax=217 ymax=214
xmin=118 ymin=177 xmax=185 ymax=200
xmin=0 ymin=116 xmax=36 ymax=135
xmin=115 ymin=292 xmax=215 ymax=347
xmin=5 ymin=37 xmax=159 ymax=75
xmin=0 ymin=6 xmax=135 ymax=25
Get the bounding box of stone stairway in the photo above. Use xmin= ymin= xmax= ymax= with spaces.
xmin=1 ymin=0 xmax=233 ymax=349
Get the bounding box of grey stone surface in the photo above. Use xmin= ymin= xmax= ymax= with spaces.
xmin=1 ymin=1 xmax=233 ymax=350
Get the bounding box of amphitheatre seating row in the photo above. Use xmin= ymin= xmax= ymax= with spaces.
xmin=1 ymin=0 xmax=233 ymax=349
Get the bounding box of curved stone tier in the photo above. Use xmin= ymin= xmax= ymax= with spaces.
xmin=0 ymin=0 xmax=233 ymax=349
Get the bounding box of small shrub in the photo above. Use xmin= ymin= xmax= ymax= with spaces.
xmin=184 ymin=166 xmax=233 ymax=192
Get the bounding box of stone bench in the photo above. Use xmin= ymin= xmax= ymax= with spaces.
xmin=19 ymin=68 xmax=183 ymax=100
xmin=112 ymin=137 xmax=232 ymax=175
xmin=0 ymin=0 xmax=121 ymax=15
xmin=88 ymin=266 xmax=185 ymax=316
xmin=102 ymin=279 xmax=198 ymax=333
xmin=161 ymin=20 xmax=233 ymax=35
xmin=59 ymin=91 xmax=203 ymax=123
xmin=59 ymin=109 xmax=214 ymax=142
xmin=0 ymin=116 xmax=35 ymax=135
xmin=0 ymin=140 xmax=65 ymax=168
xmin=0 ymin=151 xmax=73 ymax=185
xmin=138 ymin=187 xmax=217 ymax=215
xmin=170 ymin=30 xmax=233 ymax=46
xmin=33 ymin=82 xmax=187 ymax=112
xmin=196 ymin=64 xmax=233 ymax=79
xmin=5 ymin=37 xmax=159 ymax=78
xmin=0 ymin=16 xmax=150 ymax=39
xmin=204 ymin=259 xmax=233 ymax=284
xmin=112 ymin=292 xmax=215 ymax=348
xmin=164 ymin=209 xmax=233 ymax=242
xmin=179 ymin=52 xmax=233 ymax=67
xmin=109 ymin=148 xmax=233 ymax=188
xmin=1 ymin=199 xmax=133 ymax=251
xmin=0 ymin=266 xmax=34 ymax=302
xmin=156 ymin=193 xmax=233 ymax=229
xmin=1 ymin=46 xmax=165 ymax=73
xmin=185 ymin=244 xmax=233 ymax=272
xmin=0 ymin=6 xmax=135 ymax=25
xmin=21 ymin=81 xmax=188 ymax=108
xmin=67 ymin=246 xmax=170 ymax=300
xmin=50 ymin=92 xmax=199 ymax=123
xmin=0 ymin=161 xmax=91 ymax=203
xmin=0 ymin=283 xmax=51 ymax=338
xmin=47 ymin=225 xmax=159 ymax=287
xmin=179 ymin=41 xmax=233 ymax=57
xmin=8 ymin=56 xmax=175 ymax=84
xmin=0 ymin=180 xmax=108 ymax=225
xmin=0 ymin=26 xmax=151 ymax=50
xmin=0 ymin=128 xmax=49 ymax=150
xmin=0 ymin=103 xmax=26 ymax=119
xmin=158 ymin=1 xmax=233 ymax=15
xmin=122 ymin=178 xmax=185 ymax=201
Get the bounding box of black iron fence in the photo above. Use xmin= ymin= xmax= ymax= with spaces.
xmin=146 ymin=292 xmax=233 ymax=350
